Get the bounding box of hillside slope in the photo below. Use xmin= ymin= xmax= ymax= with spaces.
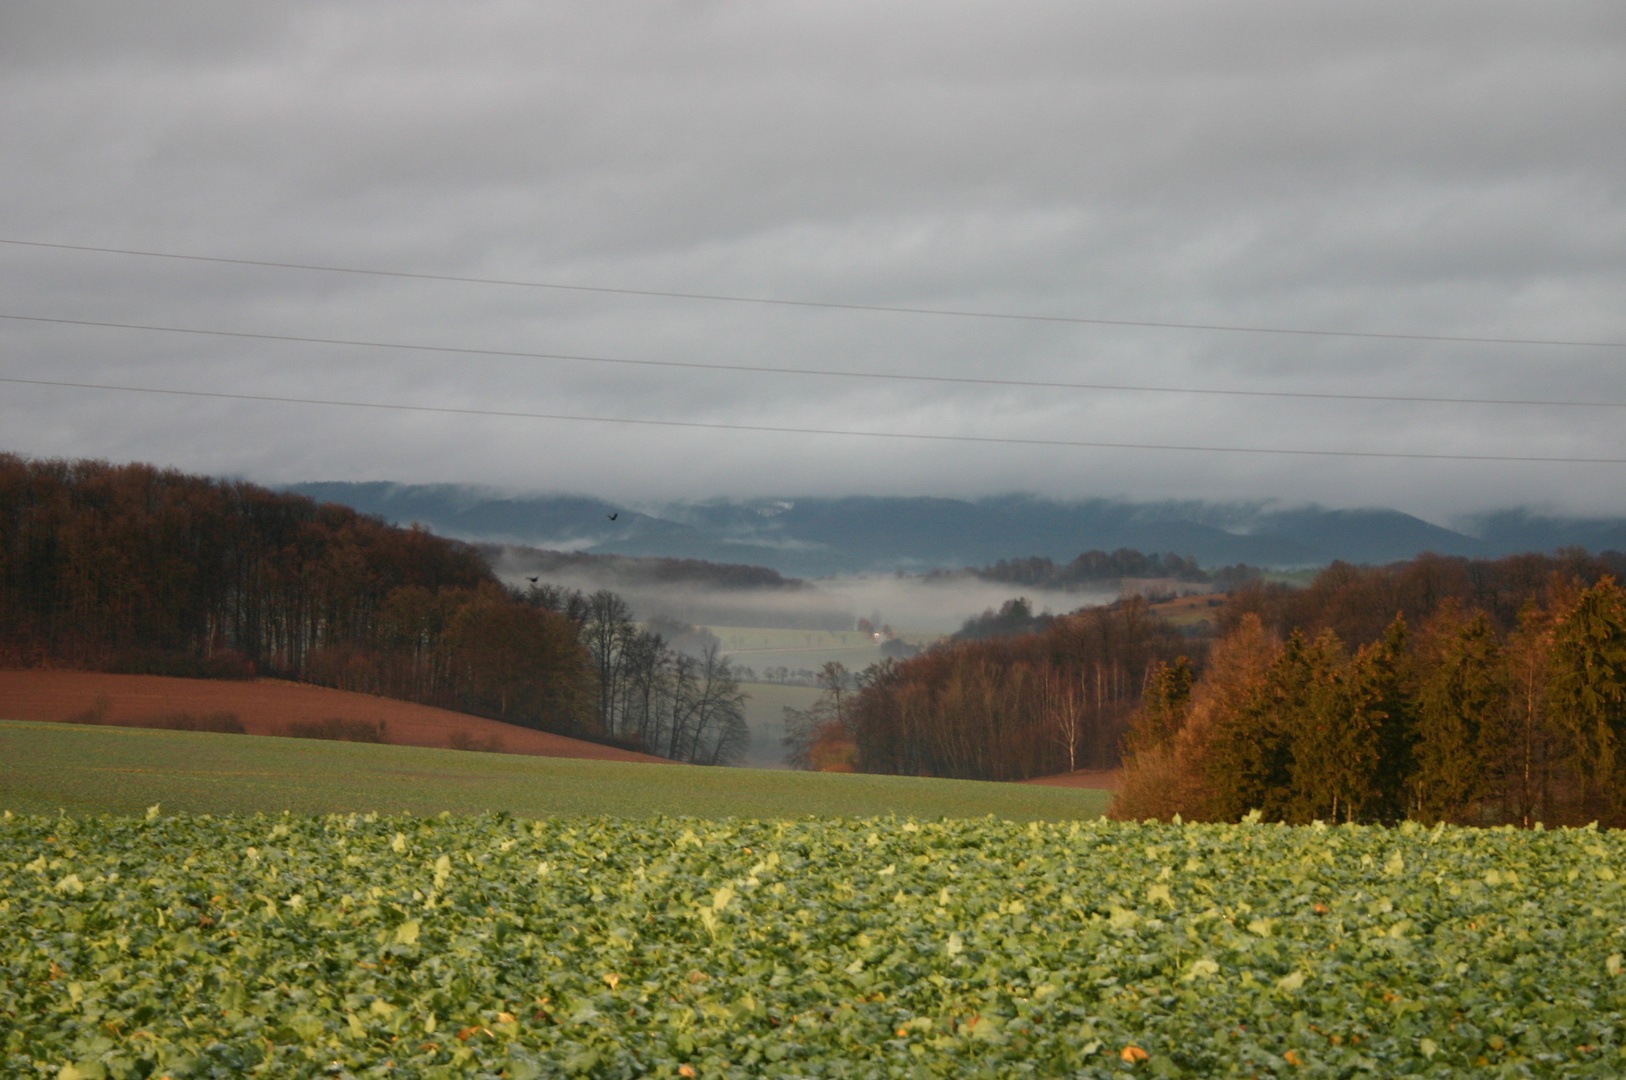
xmin=0 ymin=670 xmax=667 ymax=763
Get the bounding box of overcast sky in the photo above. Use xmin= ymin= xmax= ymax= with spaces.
xmin=2 ymin=1 xmax=1623 ymax=525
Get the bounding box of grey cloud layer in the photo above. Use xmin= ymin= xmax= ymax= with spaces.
xmin=1 ymin=0 xmax=1622 ymax=520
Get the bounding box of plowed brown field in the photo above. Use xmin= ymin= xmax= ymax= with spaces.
xmin=0 ymin=669 xmax=672 ymax=764
xmin=1021 ymin=768 xmax=1122 ymax=791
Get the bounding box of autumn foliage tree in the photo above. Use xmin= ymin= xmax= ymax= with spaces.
xmin=1117 ymin=553 xmax=1626 ymax=827
xmin=832 ymin=597 xmax=1190 ymax=780
xmin=0 ymin=454 xmax=593 ymax=734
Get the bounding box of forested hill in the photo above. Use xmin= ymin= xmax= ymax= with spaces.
xmin=479 ymin=545 xmax=806 ymax=592
xmin=0 ymin=454 xmax=592 ymax=734
xmin=926 ymin=549 xmax=1215 ymax=590
xmin=790 ymin=549 xmax=1626 ymax=810
xmin=1116 ymin=550 xmax=1626 ymax=829
xmin=284 ymin=481 xmax=1626 ymax=575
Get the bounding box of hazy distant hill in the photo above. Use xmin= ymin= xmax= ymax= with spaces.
xmin=283 ymin=482 xmax=1625 ymax=575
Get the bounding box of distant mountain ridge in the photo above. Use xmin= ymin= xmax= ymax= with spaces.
xmin=283 ymin=482 xmax=1626 ymax=576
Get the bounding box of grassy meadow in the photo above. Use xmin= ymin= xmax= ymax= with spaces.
xmin=712 ymin=626 xmax=887 ymax=678
xmin=0 ymin=719 xmax=1111 ymax=821
xmin=712 ymin=626 xmax=941 ymax=683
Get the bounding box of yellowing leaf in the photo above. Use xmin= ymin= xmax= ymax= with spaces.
xmin=945 ymin=932 xmax=964 ymax=956
xmin=1608 ymin=954 xmax=1622 ymax=977
xmin=391 ymin=832 xmax=407 ymax=854
xmin=1186 ymin=958 xmax=1219 ymax=980
xmin=711 ymin=885 xmax=735 ymax=912
xmin=433 ymin=854 xmax=451 ymax=889
xmin=394 ymin=919 xmax=420 ymax=945
xmin=968 ymin=1016 xmax=1002 ymax=1042
xmin=1276 ymin=971 xmax=1305 ymax=992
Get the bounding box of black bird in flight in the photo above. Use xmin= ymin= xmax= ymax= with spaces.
xmin=607 ymin=512 xmax=619 ymax=521
xmin=527 ymin=576 xmax=539 ymax=583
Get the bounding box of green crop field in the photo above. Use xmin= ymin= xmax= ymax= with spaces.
xmin=0 ymin=720 xmax=1110 ymax=821
xmin=5 ymin=811 xmax=1626 ymax=1079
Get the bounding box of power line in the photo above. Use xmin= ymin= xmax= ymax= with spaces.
xmin=4 ymin=374 xmax=1623 ymax=464
xmin=3 ymin=237 xmax=1621 ymax=349
xmin=3 ymin=311 xmax=1621 ymax=410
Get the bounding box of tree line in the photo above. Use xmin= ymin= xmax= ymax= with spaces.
xmin=527 ymin=586 xmax=748 ymax=766
xmin=0 ymin=455 xmax=747 ymax=763
xmin=1116 ymin=551 xmax=1626 ymax=827
xmin=925 ymin=548 xmax=1260 ymax=590
xmin=786 ymin=596 xmax=1191 ymax=780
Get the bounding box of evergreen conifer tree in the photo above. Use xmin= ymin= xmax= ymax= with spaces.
xmin=1547 ymin=576 xmax=1626 ymax=817
xmin=1413 ymin=607 xmax=1508 ymax=824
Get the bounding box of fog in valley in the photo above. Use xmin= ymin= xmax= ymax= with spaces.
xmin=486 ymin=544 xmax=1132 ymax=635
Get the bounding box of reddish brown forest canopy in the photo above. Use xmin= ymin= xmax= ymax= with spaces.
xmin=0 ymin=454 xmax=593 ymax=735
xmin=1117 ymin=553 xmax=1626 ymax=827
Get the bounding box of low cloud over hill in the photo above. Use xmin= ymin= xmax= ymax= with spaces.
xmin=287 ymin=482 xmax=1626 ymax=576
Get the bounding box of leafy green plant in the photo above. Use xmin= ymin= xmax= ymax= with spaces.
xmin=5 ymin=810 xmax=1626 ymax=1077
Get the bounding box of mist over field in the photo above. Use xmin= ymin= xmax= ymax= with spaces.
xmin=487 ymin=543 xmax=1121 ymax=634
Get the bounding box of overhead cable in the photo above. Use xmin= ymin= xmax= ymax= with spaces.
xmin=2 ymin=238 xmax=1620 ymax=349
xmin=1 ymin=312 xmax=1621 ymax=410
xmin=4 ymin=374 xmax=1623 ymax=464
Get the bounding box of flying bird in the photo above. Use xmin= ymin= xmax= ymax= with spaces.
xmin=527 ymin=576 xmax=539 ymax=583
xmin=607 ymin=512 xmax=619 ymax=521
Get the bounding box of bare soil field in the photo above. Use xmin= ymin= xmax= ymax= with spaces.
xmin=0 ymin=669 xmax=672 ymax=764
xmin=1022 ymin=768 xmax=1123 ymax=792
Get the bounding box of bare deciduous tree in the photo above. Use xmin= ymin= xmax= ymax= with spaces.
xmin=1041 ymin=666 xmax=1088 ymax=774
